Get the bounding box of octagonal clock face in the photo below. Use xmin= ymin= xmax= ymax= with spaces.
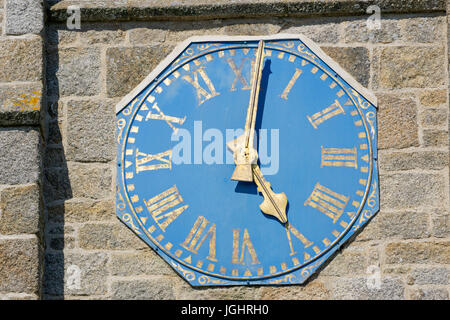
xmin=115 ymin=35 xmax=379 ymax=286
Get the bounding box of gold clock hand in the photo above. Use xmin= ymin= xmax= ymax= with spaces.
xmin=252 ymin=165 xmax=288 ymax=224
xmin=230 ymin=40 xmax=266 ymax=182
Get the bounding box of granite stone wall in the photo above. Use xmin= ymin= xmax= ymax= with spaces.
xmin=0 ymin=0 xmax=449 ymax=300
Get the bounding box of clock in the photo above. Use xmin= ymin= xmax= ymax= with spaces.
xmin=115 ymin=34 xmax=379 ymax=286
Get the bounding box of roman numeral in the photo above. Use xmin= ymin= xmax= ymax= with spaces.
xmin=144 ymin=185 xmax=188 ymax=232
xmin=181 ymin=216 xmax=217 ymax=262
xmin=226 ymin=57 xmax=253 ymax=91
xmin=321 ymin=146 xmax=358 ymax=169
xmin=145 ymin=102 xmax=186 ymax=134
xmin=232 ymin=228 xmax=260 ymax=265
xmin=307 ymin=99 xmax=345 ymax=129
xmin=281 ymin=68 xmax=302 ymax=100
xmin=136 ymin=148 xmax=172 ymax=173
xmin=305 ymin=183 xmax=349 ymax=223
xmin=284 ymin=222 xmax=313 ymax=256
xmin=182 ymin=66 xmax=219 ymax=105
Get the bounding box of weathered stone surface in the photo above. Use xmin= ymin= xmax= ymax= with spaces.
xmin=432 ymin=213 xmax=449 ymax=238
xmin=78 ymin=222 xmax=146 ymax=250
xmin=48 ymin=199 xmax=115 ymax=223
xmin=164 ymin=21 xmax=225 ymax=43
xmin=43 ymin=167 xmax=72 ymax=203
xmin=111 ymin=278 xmax=175 ymax=299
xmin=106 ymin=45 xmax=173 ymax=98
xmin=44 ymin=252 xmax=109 ymax=296
xmin=377 ymin=94 xmax=419 ymax=149
xmin=378 ymin=46 xmax=445 ymax=88
xmin=419 ymin=108 xmax=448 ymax=128
xmin=110 ymin=249 xmax=175 ymax=276
xmin=419 ymin=89 xmax=447 ymax=107
xmin=321 ymin=46 xmax=370 ymax=87
xmin=78 ymin=23 xmax=126 ymax=45
xmin=175 ymin=278 xmax=259 ymax=299
xmin=223 ymin=20 xmax=282 ymax=36
xmin=321 ymin=248 xmax=367 ymax=276
xmin=409 ymin=288 xmax=449 ymax=300
xmin=422 ymin=129 xmax=448 ymax=147
xmin=67 ymin=163 xmax=112 ymax=199
xmin=0 ymin=83 xmax=42 ymax=126
xmin=0 ymin=184 xmax=40 ymax=235
xmin=66 ymin=99 xmax=115 ymax=162
xmin=47 ymin=24 xmax=78 ymax=47
xmin=379 ymin=151 xmax=448 ymax=171
xmin=284 ymin=18 xmax=340 ymax=43
xmin=385 ymin=241 xmax=450 ymax=264
xmin=407 ymin=267 xmax=449 ymax=285
xmin=343 ymin=18 xmax=400 ymax=43
xmin=0 ymin=37 xmax=43 ymax=82
xmin=47 ymin=47 xmax=101 ymax=97
xmin=355 ymin=211 xmax=429 ymax=241
xmin=128 ymin=25 xmax=168 ymax=45
xmin=5 ymin=0 xmax=44 ymax=35
xmin=0 ymin=237 xmax=40 ymax=294
xmin=260 ymin=280 xmax=330 ymax=300
xmin=331 ymin=276 xmax=404 ymax=300
xmin=0 ymin=128 xmax=40 ymax=185
xmin=400 ymin=16 xmax=445 ymax=43
xmin=380 ymin=173 xmax=447 ymax=210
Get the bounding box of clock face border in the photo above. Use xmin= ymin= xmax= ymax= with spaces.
xmin=115 ymin=34 xmax=380 ymax=286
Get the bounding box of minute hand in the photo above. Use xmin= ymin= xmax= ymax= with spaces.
xmin=230 ymin=40 xmax=266 ymax=181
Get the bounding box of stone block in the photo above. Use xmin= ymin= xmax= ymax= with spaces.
xmin=419 ymin=89 xmax=447 ymax=107
xmin=280 ymin=18 xmax=341 ymax=43
xmin=65 ymin=99 xmax=115 ymax=162
xmin=343 ymin=18 xmax=400 ymax=43
xmin=321 ymin=47 xmax=370 ymax=87
xmin=0 ymin=237 xmax=40 ymax=294
xmin=379 ymin=151 xmax=448 ymax=171
xmin=377 ymin=94 xmax=419 ymax=149
xmin=331 ymin=276 xmax=404 ymax=300
xmin=0 ymin=128 xmax=40 ymax=185
xmin=110 ymin=249 xmax=175 ymax=276
xmin=111 ymin=278 xmax=175 ymax=300
xmin=78 ymin=222 xmax=147 ymax=250
xmin=0 ymin=83 xmax=42 ymax=126
xmin=67 ymin=163 xmax=112 ymax=200
xmin=106 ymin=45 xmax=174 ymax=98
xmin=47 ymin=47 xmax=101 ymax=97
xmin=260 ymin=280 xmax=330 ymax=300
xmin=0 ymin=184 xmax=40 ymax=235
xmin=5 ymin=0 xmax=44 ymax=35
xmin=385 ymin=241 xmax=450 ymax=264
xmin=400 ymin=16 xmax=445 ymax=43
xmin=47 ymin=199 xmax=115 ymax=223
xmin=407 ymin=267 xmax=449 ymax=285
xmin=128 ymin=24 xmax=168 ymax=45
xmin=422 ymin=129 xmax=448 ymax=147
xmin=378 ymin=46 xmax=445 ymax=88
xmin=380 ymin=173 xmax=447 ymax=210
xmin=43 ymin=252 xmax=109 ymax=296
xmin=419 ymin=108 xmax=448 ymax=128
xmin=409 ymin=288 xmax=449 ymax=300
xmin=0 ymin=37 xmax=43 ymax=82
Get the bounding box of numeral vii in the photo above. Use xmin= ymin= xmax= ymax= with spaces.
xmin=181 ymin=216 xmax=217 ymax=262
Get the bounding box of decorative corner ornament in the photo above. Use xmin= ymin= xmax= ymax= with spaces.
xmin=115 ymin=34 xmax=379 ymax=286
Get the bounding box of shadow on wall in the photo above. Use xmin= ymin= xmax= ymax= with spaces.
xmin=42 ymin=24 xmax=72 ymax=299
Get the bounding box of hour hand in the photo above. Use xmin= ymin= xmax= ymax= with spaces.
xmin=252 ymin=165 xmax=288 ymax=224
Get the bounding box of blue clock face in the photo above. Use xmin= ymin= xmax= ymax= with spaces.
xmin=116 ymin=37 xmax=379 ymax=286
